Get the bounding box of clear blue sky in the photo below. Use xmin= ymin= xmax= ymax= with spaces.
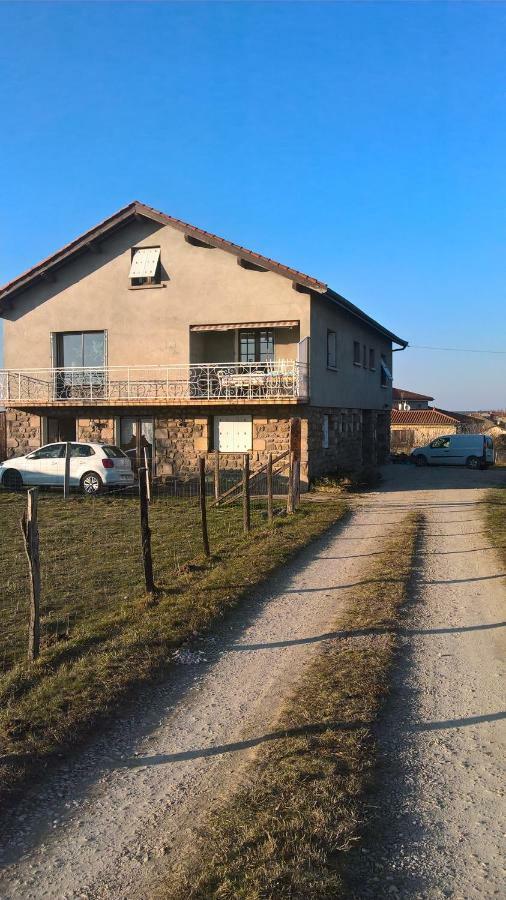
xmin=1 ymin=1 xmax=505 ymax=409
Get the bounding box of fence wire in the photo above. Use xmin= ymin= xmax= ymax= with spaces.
xmin=0 ymin=462 xmax=292 ymax=673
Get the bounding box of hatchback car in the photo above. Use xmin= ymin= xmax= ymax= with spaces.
xmin=0 ymin=442 xmax=134 ymax=493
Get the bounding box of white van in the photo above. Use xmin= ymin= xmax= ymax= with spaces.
xmin=410 ymin=434 xmax=494 ymax=469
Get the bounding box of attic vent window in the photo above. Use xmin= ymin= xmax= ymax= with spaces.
xmin=129 ymin=247 xmax=161 ymax=285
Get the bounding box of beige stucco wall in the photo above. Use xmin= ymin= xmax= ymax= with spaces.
xmin=309 ymin=294 xmax=394 ymax=411
xmin=3 ymin=220 xmax=310 ymax=370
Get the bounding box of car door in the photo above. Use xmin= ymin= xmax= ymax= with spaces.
xmin=427 ymin=436 xmax=451 ymax=464
xmin=36 ymin=443 xmax=66 ymax=484
xmin=69 ymin=443 xmax=96 ymax=485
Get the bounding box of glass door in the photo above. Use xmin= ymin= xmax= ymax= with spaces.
xmin=119 ymin=417 xmax=154 ymax=473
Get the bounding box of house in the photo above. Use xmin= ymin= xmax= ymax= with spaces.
xmin=391 ymin=407 xmax=463 ymax=453
xmin=0 ymin=201 xmax=407 ymax=486
xmin=392 ymin=387 xmax=434 ymax=410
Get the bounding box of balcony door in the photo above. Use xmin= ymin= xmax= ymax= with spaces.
xmin=53 ymin=331 xmax=106 ymax=399
xmin=238 ymin=329 xmax=274 ymax=364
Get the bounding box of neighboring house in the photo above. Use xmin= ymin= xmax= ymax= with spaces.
xmin=391 ymin=408 xmax=462 ymax=453
xmin=392 ymin=387 xmax=434 ymax=410
xmin=0 ymin=201 xmax=406 ymax=485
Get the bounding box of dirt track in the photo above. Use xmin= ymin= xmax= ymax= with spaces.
xmin=0 ymin=464 xmax=504 ymax=899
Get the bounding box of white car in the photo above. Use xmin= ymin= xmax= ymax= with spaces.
xmin=410 ymin=433 xmax=494 ymax=469
xmin=0 ymin=442 xmax=135 ymax=494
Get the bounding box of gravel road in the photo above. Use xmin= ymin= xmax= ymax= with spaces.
xmin=348 ymin=464 xmax=506 ymax=898
xmin=0 ymin=464 xmax=504 ymax=899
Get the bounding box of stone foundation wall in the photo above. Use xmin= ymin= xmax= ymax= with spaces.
xmin=306 ymin=407 xmax=364 ymax=478
xmin=77 ymin=417 xmax=115 ymax=444
xmin=5 ymin=410 xmax=41 ymax=457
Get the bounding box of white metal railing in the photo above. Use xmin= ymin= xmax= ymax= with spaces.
xmin=0 ymin=361 xmax=309 ymax=404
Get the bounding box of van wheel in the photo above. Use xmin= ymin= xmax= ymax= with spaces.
xmin=415 ymin=454 xmax=427 ymax=467
xmin=466 ymin=456 xmax=481 ymax=470
xmin=80 ymin=472 xmax=103 ymax=494
xmin=2 ymin=469 xmax=23 ymax=490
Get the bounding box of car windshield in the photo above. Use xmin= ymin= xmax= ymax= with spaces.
xmin=102 ymin=445 xmax=127 ymax=459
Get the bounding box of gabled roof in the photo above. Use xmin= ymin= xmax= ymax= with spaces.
xmin=0 ymin=200 xmax=326 ymax=303
xmin=0 ymin=200 xmax=407 ymax=346
xmin=392 ymin=387 xmax=434 ymax=402
xmin=391 ymin=408 xmax=460 ymax=426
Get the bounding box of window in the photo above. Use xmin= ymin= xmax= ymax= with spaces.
xmin=239 ymin=329 xmax=274 ymax=363
xmin=214 ymin=415 xmax=252 ymax=452
xmin=129 ymin=246 xmax=161 ymax=286
xmin=56 ymin=332 xmax=105 ymax=368
xmin=353 ymin=341 xmax=361 ymax=365
xmin=28 ymin=443 xmax=65 ymax=459
xmin=70 ymin=444 xmax=95 ymax=457
xmin=380 ymin=354 xmax=392 ymax=387
xmin=103 ymin=445 xmax=128 ymax=459
xmin=322 ymin=414 xmax=329 ymax=449
xmin=369 ymin=348 xmax=375 ymax=370
xmin=430 ymin=437 xmax=450 ymax=449
xmin=363 ymin=344 xmax=367 ymax=367
xmin=327 ymin=330 xmax=337 ymax=370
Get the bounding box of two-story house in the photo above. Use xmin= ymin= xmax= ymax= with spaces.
xmin=0 ymin=201 xmax=406 ymax=486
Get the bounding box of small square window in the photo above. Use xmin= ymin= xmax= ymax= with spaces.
xmin=327 ymin=330 xmax=337 ymax=369
xmin=353 ymin=341 xmax=361 ymax=365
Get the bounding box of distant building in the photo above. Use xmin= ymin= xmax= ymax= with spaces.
xmin=392 ymin=387 xmax=434 ymax=410
xmin=390 ymin=388 xmax=480 ymax=453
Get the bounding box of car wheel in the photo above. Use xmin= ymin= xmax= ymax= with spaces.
xmin=80 ymin=471 xmax=103 ymax=494
xmin=2 ymin=469 xmax=23 ymax=490
xmin=466 ymin=456 xmax=481 ymax=470
xmin=414 ymin=454 xmax=427 ymax=467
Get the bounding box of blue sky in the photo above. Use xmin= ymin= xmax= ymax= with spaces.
xmin=0 ymin=1 xmax=505 ymax=409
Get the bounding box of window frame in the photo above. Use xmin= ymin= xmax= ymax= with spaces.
xmin=238 ymin=329 xmax=275 ymax=364
xmin=55 ymin=331 xmax=106 ymax=369
xmin=369 ymin=348 xmax=376 ymax=370
xmin=353 ymin=340 xmax=361 ymax=366
xmin=326 ymin=330 xmax=337 ymax=370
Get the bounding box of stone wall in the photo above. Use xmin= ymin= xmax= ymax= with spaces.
xmin=5 ymin=409 xmax=42 ymax=457
xmin=77 ymin=417 xmax=115 ymax=444
xmin=306 ymin=407 xmax=363 ymax=478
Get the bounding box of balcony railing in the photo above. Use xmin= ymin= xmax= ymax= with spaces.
xmin=0 ymin=361 xmax=309 ymax=405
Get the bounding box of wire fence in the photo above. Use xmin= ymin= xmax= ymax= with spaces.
xmin=0 ymin=453 xmax=299 ymax=673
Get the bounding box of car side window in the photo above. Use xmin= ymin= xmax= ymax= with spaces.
xmin=70 ymin=444 xmax=95 ymax=457
xmin=30 ymin=443 xmax=66 ymax=459
xmin=430 ymin=437 xmax=450 ymax=449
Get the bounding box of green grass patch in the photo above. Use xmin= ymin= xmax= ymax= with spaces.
xmin=484 ymin=486 xmax=506 ymax=568
xmin=162 ymin=511 xmax=423 ymax=900
xmin=0 ymin=490 xmax=348 ymax=804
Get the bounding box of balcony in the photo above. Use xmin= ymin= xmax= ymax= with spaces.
xmin=0 ymin=361 xmax=309 ymax=407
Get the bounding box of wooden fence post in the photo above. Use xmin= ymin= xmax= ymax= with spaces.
xmin=243 ymin=453 xmax=250 ymax=533
xmin=63 ymin=441 xmax=71 ymax=499
xmin=267 ymin=452 xmax=273 ymax=525
xmin=286 ymin=450 xmax=296 ymax=515
xmin=293 ymin=458 xmax=301 ymax=509
xmin=21 ymin=488 xmax=41 ymax=661
xmin=199 ymin=455 xmax=210 ymax=557
xmin=214 ymin=451 xmax=220 ymax=505
xmin=143 ymin=446 xmax=151 ymax=502
xmin=138 ymin=467 xmax=155 ymax=594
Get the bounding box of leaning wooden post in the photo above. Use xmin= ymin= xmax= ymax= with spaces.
xmin=21 ymin=488 xmax=41 ymax=661
xmin=199 ymin=455 xmax=210 ymax=557
xmin=214 ymin=451 xmax=220 ymax=505
xmin=266 ymin=452 xmax=273 ymax=525
xmin=138 ymin=467 xmax=155 ymax=594
xmin=63 ymin=441 xmax=71 ymax=499
xmin=243 ymin=453 xmax=250 ymax=533
xmin=286 ymin=450 xmax=296 ymax=515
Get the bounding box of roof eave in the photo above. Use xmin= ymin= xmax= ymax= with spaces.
xmin=324 ymin=288 xmax=408 ymax=347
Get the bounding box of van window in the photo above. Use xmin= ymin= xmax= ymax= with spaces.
xmin=485 ymin=436 xmax=493 ymax=449
xmin=430 ymin=437 xmax=450 ymax=449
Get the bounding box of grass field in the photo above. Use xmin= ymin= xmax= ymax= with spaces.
xmin=0 ymin=488 xmax=348 ymax=803
xmin=484 ymin=486 xmax=506 ymax=568
xmin=162 ymin=511 xmax=422 ymax=900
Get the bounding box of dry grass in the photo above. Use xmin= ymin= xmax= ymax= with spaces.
xmin=484 ymin=486 xmax=506 ymax=568
xmin=162 ymin=511 xmax=423 ymax=900
xmin=0 ymin=490 xmax=348 ymax=804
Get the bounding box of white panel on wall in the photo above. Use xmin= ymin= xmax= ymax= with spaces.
xmin=214 ymin=415 xmax=253 ymax=452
